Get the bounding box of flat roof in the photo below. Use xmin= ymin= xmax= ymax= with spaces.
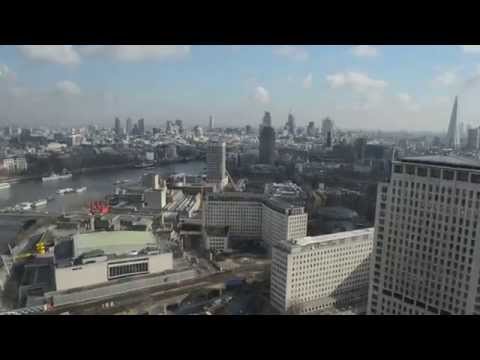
xmin=399 ymin=155 xmax=480 ymax=170
xmin=73 ymin=231 xmax=157 ymax=258
xmin=276 ymin=228 xmax=375 ymax=252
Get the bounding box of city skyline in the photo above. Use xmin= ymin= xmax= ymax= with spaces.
xmin=3 ymin=45 xmax=480 ymax=131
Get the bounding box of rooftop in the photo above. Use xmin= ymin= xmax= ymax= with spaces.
xmin=276 ymin=228 xmax=375 ymax=252
xmin=73 ymin=231 xmax=157 ymax=258
xmin=400 ymin=155 xmax=480 ymax=170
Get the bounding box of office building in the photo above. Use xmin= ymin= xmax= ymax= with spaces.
xmin=467 ymin=127 xmax=480 ymax=150
xmin=209 ymin=116 xmax=215 ymax=131
xmin=114 ymin=117 xmax=121 ymax=136
xmin=126 ymin=118 xmax=133 ymax=135
xmin=271 ymin=228 xmax=374 ymax=314
xmin=203 ymin=192 xmax=308 ymax=251
xmin=259 ymin=125 xmax=276 ymax=165
xmin=138 ymin=118 xmax=145 ymax=135
xmin=446 ymin=96 xmax=459 ymax=149
xmin=286 ymin=112 xmax=296 ymax=136
xmin=262 ymin=111 xmax=272 ymax=128
xmin=321 ymin=117 xmax=334 ymax=147
xmin=206 ymin=140 xmax=228 ymax=189
xmin=368 ymin=155 xmax=480 ymax=315
xmin=307 ymin=121 xmax=316 ymax=137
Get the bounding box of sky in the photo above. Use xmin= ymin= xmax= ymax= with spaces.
xmin=1 ymin=45 xmax=480 ymax=132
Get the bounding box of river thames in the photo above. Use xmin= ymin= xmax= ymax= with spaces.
xmin=0 ymin=161 xmax=205 ymax=254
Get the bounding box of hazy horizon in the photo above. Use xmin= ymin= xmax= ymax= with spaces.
xmin=1 ymin=45 xmax=479 ymax=132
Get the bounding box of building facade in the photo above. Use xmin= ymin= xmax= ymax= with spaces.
xmin=467 ymin=127 xmax=480 ymax=150
xmin=271 ymin=228 xmax=374 ymax=314
xmin=203 ymin=192 xmax=308 ymax=251
xmin=259 ymin=126 xmax=276 ymax=165
xmin=368 ymin=156 xmax=480 ymax=315
xmin=206 ymin=140 xmax=228 ymax=189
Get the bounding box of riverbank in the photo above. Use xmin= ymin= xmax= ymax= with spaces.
xmin=0 ymin=158 xmax=204 ymax=184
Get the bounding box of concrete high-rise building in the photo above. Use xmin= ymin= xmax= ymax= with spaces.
xmin=245 ymin=125 xmax=253 ymax=135
xmin=203 ymin=192 xmax=308 ymax=252
xmin=209 ymin=116 xmax=215 ymax=131
xmin=262 ymin=111 xmax=272 ymax=128
xmin=286 ymin=112 xmax=296 ymax=136
xmin=321 ymin=117 xmax=334 ymax=147
xmin=138 ymin=118 xmax=145 ymax=135
xmin=467 ymin=128 xmax=480 ymax=150
xmin=114 ymin=117 xmax=121 ymax=136
xmin=259 ymin=126 xmax=276 ymax=165
xmin=206 ymin=140 xmax=228 ymax=189
xmin=307 ymin=121 xmax=316 ymax=137
xmin=368 ymin=155 xmax=480 ymax=315
xmin=193 ymin=125 xmax=203 ymax=138
xmin=126 ymin=118 xmax=133 ymax=135
xmin=271 ymin=228 xmax=374 ymax=314
xmin=446 ymin=96 xmax=459 ymax=149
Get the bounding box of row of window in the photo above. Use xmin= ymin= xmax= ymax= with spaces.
xmin=393 ymin=165 xmax=480 ymax=184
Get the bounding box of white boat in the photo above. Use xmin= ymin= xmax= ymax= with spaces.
xmin=56 ymin=188 xmax=75 ymax=195
xmin=33 ymin=199 xmax=47 ymax=208
xmin=42 ymin=172 xmax=72 ymax=182
xmin=0 ymin=183 xmax=11 ymax=190
xmin=18 ymin=202 xmax=32 ymax=210
xmin=76 ymin=186 xmax=87 ymax=193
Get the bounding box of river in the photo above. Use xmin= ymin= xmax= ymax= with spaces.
xmin=0 ymin=161 xmax=205 ymax=254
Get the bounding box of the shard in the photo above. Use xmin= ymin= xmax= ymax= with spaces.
xmin=446 ymin=96 xmax=459 ymax=149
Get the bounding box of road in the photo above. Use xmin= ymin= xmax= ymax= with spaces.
xmin=45 ymin=263 xmax=269 ymax=315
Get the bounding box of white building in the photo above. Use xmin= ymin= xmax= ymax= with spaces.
xmin=206 ymin=140 xmax=228 ymax=190
xmin=271 ymin=228 xmax=374 ymax=314
xmin=55 ymin=231 xmax=173 ymax=292
xmin=368 ymin=155 xmax=480 ymax=315
xmin=1 ymin=157 xmax=28 ymax=175
xmin=203 ymin=192 xmax=308 ymax=252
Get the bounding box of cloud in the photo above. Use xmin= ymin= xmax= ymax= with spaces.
xmin=351 ymin=45 xmax=379 ymax=57
xmin=460 ymin=45 xmax=480 ymax=53
xmin=326 ymin=71 xmax=387 ymax=92
xmin=17 ymin=45 xmax=80 ymax=65
xmin=397 ymin=92 xmax=420 ymax=111
xmin=77 ymin=45 xmax=191 ymax=62
xmin=0 ymin=64 xmax=15 ymax=81
xmin=434 ymin=70 xmax=457 ymax=86
xmin=303 ymin=73 xmax=313 ymax=89
xmin=274 ymin=46 xmax=309 ymax=61
xmin=56 ymin=80 xmax=81 ymax=95
xmin=254 ymin=86 xmax=270 ymax=104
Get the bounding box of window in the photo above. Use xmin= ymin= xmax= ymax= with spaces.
xmin=394 ymin=165 xmax=403 ymax=174
xmin=430 ymin=168 xmax=441 ymax=178
xmin=443 ymin=170 xmax=454 ymax=181
xmin=412 ymin=167 xmax=427 ymax=178
xmin=406 ymin=165 xmax=415 ymax=175
xmin=472 ymin=174 xmax=480 ymax=184
xmin=457 ymin=171 xmax=469 ymax=182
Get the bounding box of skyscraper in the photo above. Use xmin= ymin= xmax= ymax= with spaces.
xmin=126 ymin=118 xmax=133 ymax=135
xmin=262 ymin=111 xmax=272 ymax=128
xmin=307 ymin=121 xmax=316 ymax=137
xmin=258 ymin=111 xmax=275 ymax=165
xmin=114 ymin=117 xmax=122 ymax=136
xmin=209 ymin=116 xmax=215 ymax=131
xmin=138 ymin=118 xmax=145 ymax=135
xmin=446 ymin=96 xmax=459 ymax=149
xmin=368 ymin=155 xmax=480 ymax=315
xmin=467 ymin=127 xmax=480 ymax=150
xmin=321 ymin=117 xmax=334 ymax=147
xmin=286 ymin=112 xmax=296 ymax=136
xmin=206 ymin=140 xmax=228 ymax=190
